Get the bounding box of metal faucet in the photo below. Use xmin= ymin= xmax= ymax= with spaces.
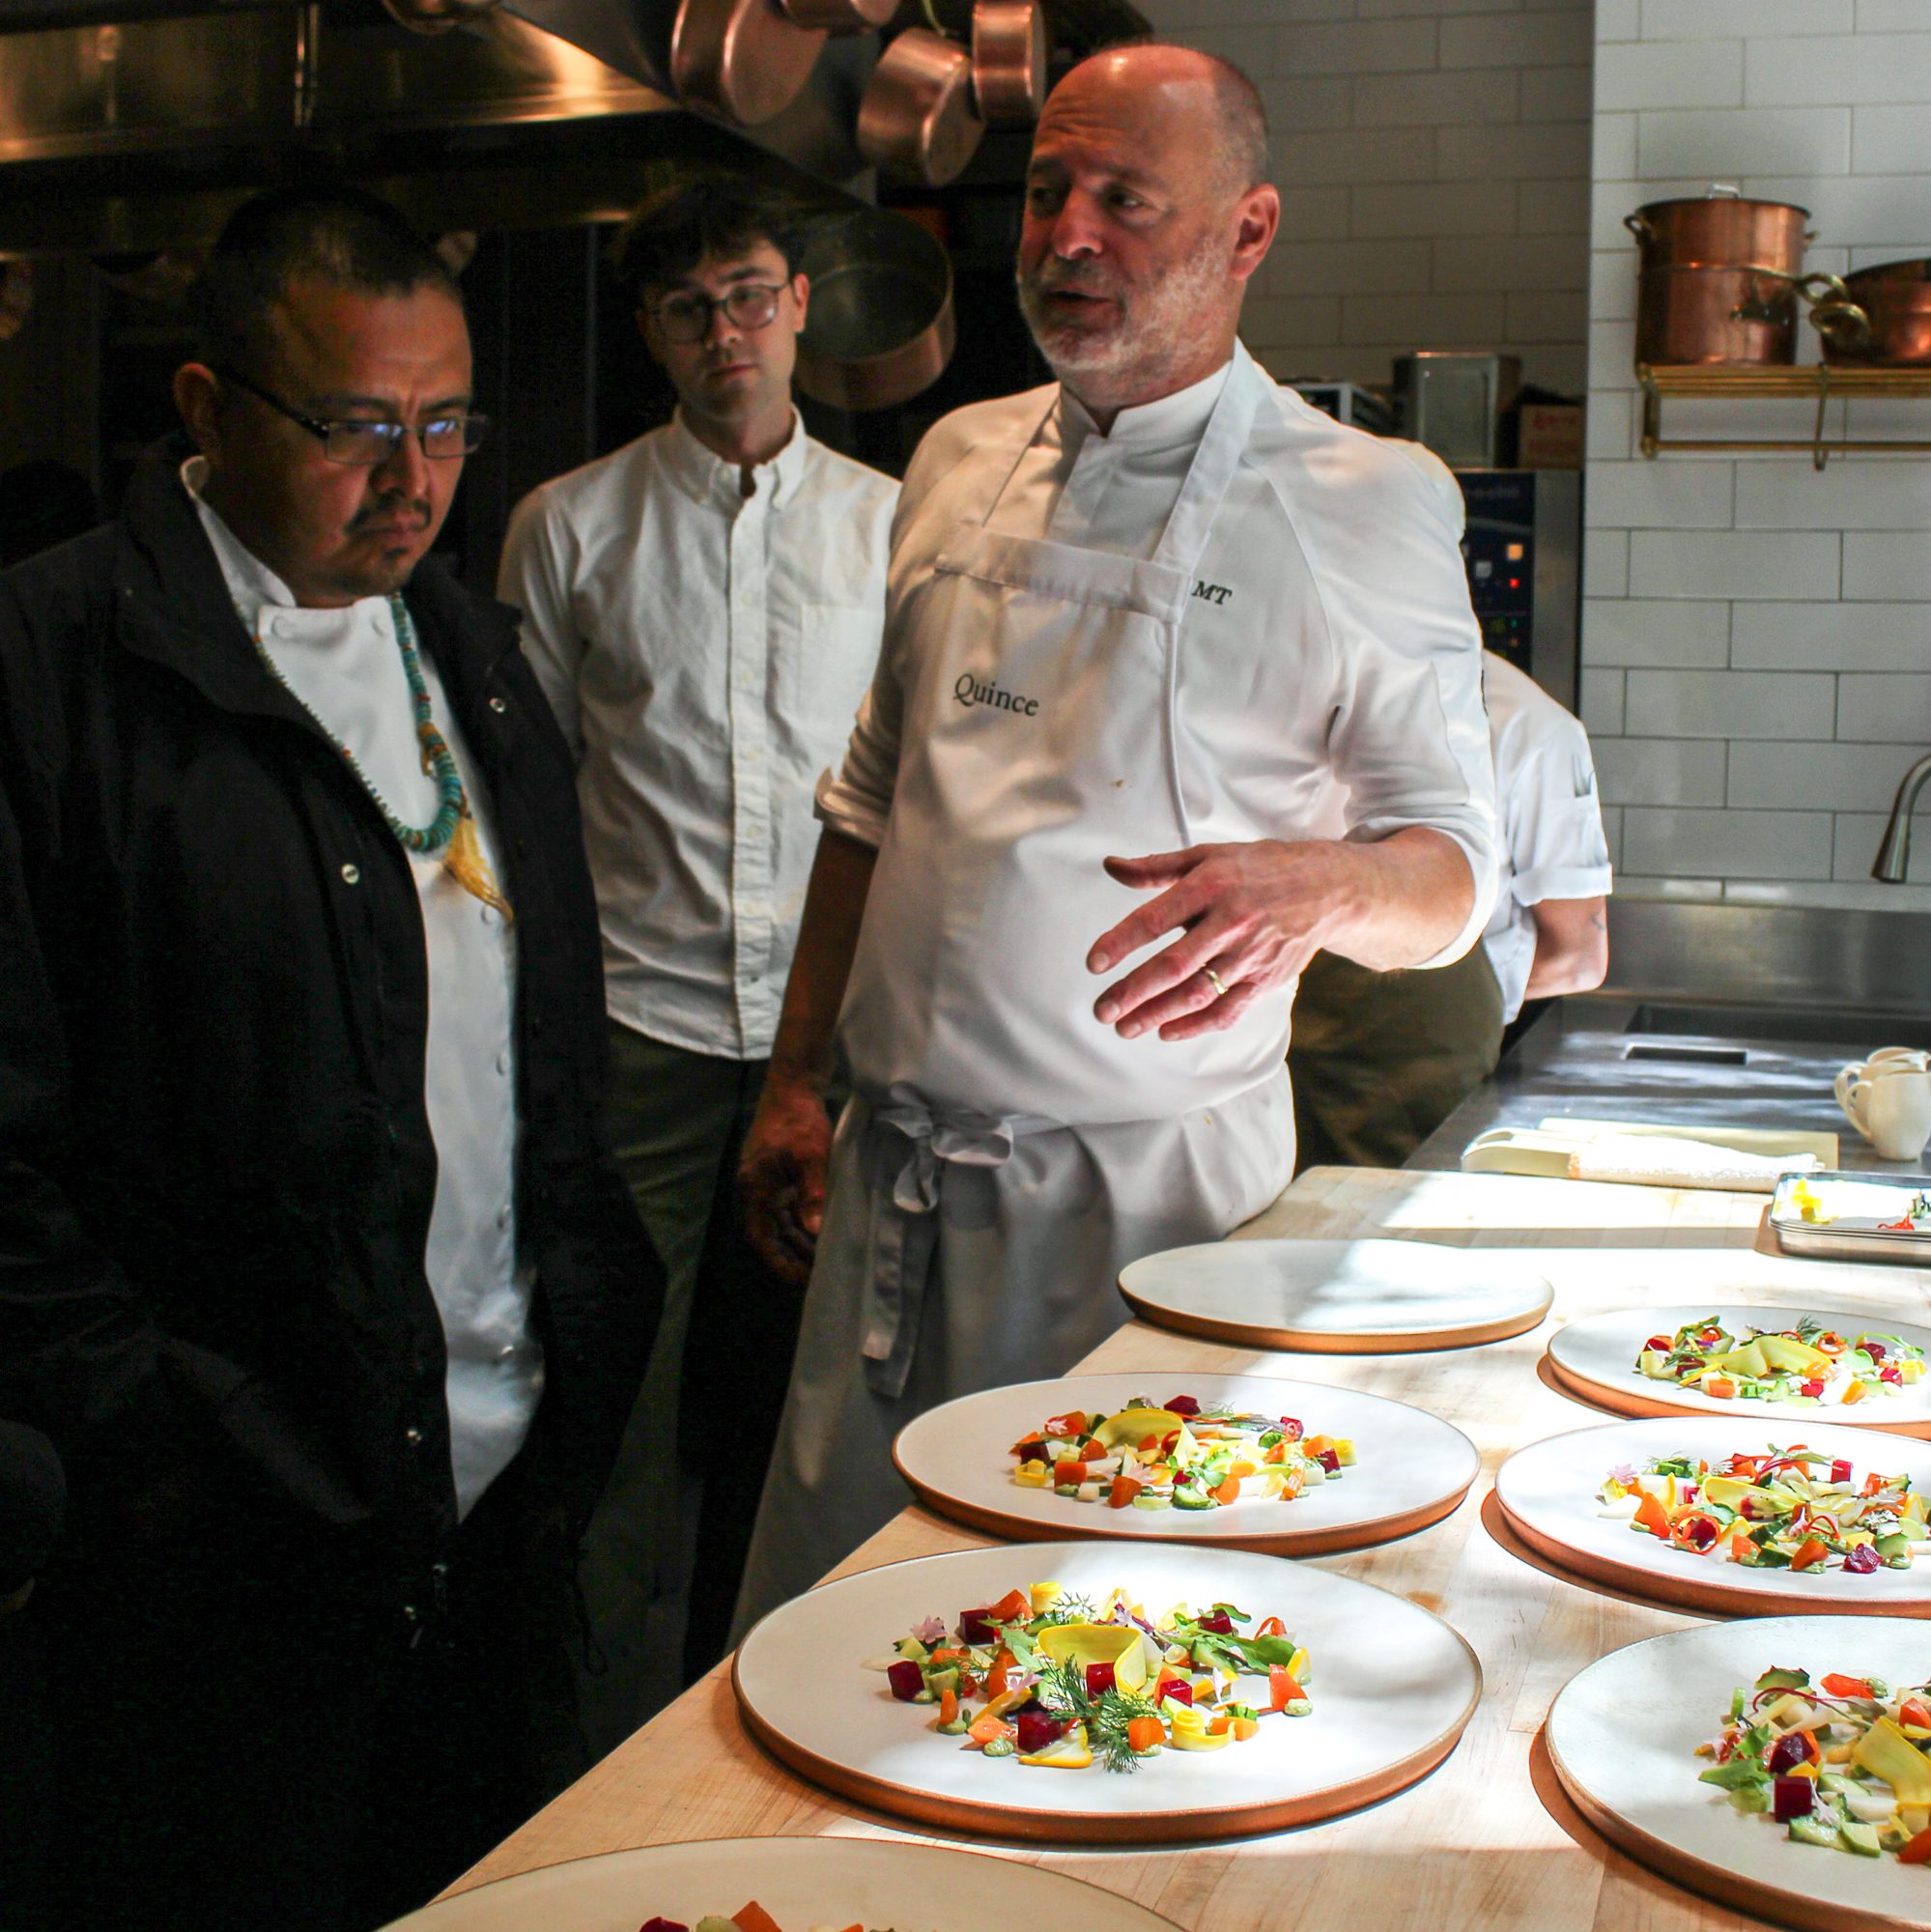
xmin=1873 ymin=751 xmax=1931 ymax=883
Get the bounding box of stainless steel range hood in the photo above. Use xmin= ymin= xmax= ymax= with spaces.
xmin=0 ymin=0 xmax=877 ymax=256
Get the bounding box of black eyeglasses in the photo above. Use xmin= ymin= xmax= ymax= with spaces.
xmin=646 ymin=282 xmax=787 ymax=344
xmin=217 ymin=366 xmax=489 ymax=465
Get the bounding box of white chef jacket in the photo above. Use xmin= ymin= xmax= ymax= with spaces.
xmin=185 ymin=463 xmax=538 ymax=1520
xmin=498 ymin=412 xmax=897 ymax=1060
xmin=1480 ymin=650 xmax=1613 ymax=1023
xmin=819 ymin=355 xmax=1499 ymax=977
xmin=733 ymin=347 xmax=1497 ymax=1633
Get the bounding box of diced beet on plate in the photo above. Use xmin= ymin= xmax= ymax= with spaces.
xmin=1165 ymin=1395 xmax=1201 ymax=1417
xmin=1773 ymin=1776 xmax=1814 ymax=1822
xmin=1845 ymin=1543 xmax=1882 ymax=1574
xmin=1085 ymin=1662 xmax=1117 ymax=1697
xmin=886 ymin=1661 xmax=924 ymax=1701
xmin=1012 ymin=1706 xmax=1070 ymax=1754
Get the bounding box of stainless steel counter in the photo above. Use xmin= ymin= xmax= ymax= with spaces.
xmin=1409 ymin=992 xmax=1931 ymax=1174
xmin=1406 ymin=893 xmax=1931 ymax=1175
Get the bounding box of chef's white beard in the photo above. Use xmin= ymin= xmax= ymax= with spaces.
xmin=1018 ymin=242 xmax=1230 ymax=403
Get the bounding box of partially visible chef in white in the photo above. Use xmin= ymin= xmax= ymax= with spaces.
xmin=732 ymin=42 xmax=1499 ymax=1623
xmin=1480 ymin=650 xmax=1612 ymax=1023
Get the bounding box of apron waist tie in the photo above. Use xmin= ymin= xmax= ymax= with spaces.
xmin=860 ymin=1100 xmax=1059 ymax=1400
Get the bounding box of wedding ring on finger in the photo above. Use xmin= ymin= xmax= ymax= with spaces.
xmin=1204 ymin=966 xmax=1228 ymax=998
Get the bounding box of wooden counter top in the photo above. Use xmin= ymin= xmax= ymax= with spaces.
xmin=447 ymin=1166 xmax=1931 ymax=1930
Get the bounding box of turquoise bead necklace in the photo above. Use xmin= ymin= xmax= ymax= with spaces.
xmin=252 ymin=593 xmax=465 ymax=856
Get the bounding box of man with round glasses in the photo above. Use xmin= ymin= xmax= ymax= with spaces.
xmin=0 ymin=184 xmax=660 ymax=1930
xmin=497 ymin=179 xmax=895 ymax=1730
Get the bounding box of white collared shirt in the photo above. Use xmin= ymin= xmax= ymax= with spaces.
xmin=185 ymin=460 xmax=538 ymax=1520
xmin=991 ymin=359 xmax=1230 ymax=558
xmin=498 ymin=411 xmax=897 ymax=1060
xmin=1480 ymin=650 xmax=1613 ymax=1022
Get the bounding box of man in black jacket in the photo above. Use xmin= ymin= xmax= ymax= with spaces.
xmin=0 ymin=186 xmax=663 ymax=1932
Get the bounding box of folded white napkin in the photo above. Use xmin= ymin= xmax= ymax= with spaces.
xmin=1568 ymin=1136 xmax=1823 ymax=1193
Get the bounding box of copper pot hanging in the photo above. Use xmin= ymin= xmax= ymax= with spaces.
xmin=971 ymin=0 xmax=1046 ymax=124
xmin=671 ymin=0 xmax=826 ymax=128
xmin=794 ymin=205 xmax=955 ymax=411
xmin=857 ymin=27 xmax=984 ymax=186
xmin=779 ymin=0 xmax=894 ymax=27
xmin=1626 ymin=185 xmax=1812 ymax=366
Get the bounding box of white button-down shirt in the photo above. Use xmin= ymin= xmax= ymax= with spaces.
xmin=498 ymin=412 xmax=897 ymax=1060
xmin=185 ymin=463 xmax=538 ymax=1520
xmin=1481 ymin=650 xmax=1613 ymax=1022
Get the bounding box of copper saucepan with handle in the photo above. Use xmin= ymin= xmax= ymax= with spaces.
xmin=671 ymin=0 xmax=826 ymax=128
xmin=1823 ymin=257 xmax=1931 ymax=365
xmin=971 ymin=0 xmax=1046 ymax=123
xmin=857 ymin=26 xmax=984 ymax=185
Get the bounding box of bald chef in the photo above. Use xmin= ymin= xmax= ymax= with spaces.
xmin=734 ymin=43 xmax=1499 ymax=1619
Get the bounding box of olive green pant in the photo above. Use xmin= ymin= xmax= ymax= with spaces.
xmin=575 ymin=1024 xmax=805 ymax=1757
xmin=1287 ymin=945 xmax=1505 ymax=1173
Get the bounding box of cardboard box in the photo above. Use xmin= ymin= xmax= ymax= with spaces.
xmin=1518 ymin=402 xmax=1584 ymax=469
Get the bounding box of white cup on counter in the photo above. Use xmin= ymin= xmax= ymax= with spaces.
xmin=1835 ymin=1056 xmax=1931 ymax=1163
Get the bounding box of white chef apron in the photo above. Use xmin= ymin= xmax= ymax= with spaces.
xmin=839 ymin=350 xmax=1289 ymax=1401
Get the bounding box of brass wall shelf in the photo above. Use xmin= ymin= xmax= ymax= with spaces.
xmin=1637 ymin=361 xmax=1931 ymax=469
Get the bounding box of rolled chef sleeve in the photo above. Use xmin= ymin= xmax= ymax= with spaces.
xmin=1507 ymin=729 xmax=1612 ymax=910
xmin=1301 ymin=440 xmax=1499 ymax=966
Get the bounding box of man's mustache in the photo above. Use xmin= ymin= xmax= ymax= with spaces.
xmin=1022 ymin=261 xmax=1120 ymax=298
xmin=350 ymin=499 xmax=431 ymax=534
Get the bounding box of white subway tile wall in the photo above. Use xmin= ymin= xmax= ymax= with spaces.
xmin=1139 ymin=0 xmax=1593 ymax=393
xmin=1585 ymin=1 xmax=1931 ymax=902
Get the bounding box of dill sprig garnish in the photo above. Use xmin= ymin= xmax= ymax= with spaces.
xmin=1036 ymin=1658 xmax=1164 ymax=1774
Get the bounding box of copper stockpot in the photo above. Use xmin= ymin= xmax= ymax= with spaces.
xmin=671 ymin=0 xmax=826 ymax=128
xmin=857 ymin=27 xmax=983 ymax=185
xmin=1626 ymin=187 xmax=1811 ymax=365
xmin=971 ymin=0 xmax=1046 ymax=124
xmin=1825 ymin=258 xmax=1931 ymax=365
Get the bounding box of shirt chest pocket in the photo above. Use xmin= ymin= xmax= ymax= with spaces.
xmin=780 ymin=599 xmax=885 ymax=754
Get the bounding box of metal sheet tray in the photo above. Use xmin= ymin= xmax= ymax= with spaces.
xmin=1768 ymin=1169 xmax=1931 ymax=1264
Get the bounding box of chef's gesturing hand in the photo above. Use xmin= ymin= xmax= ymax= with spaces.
xmin=739 ymin=1080 xmax=833 ymax=1288
xmin=1086 ymin=829 xmax=1476 ymax=1042
xmin=1086 ymin=839 xmax=1341 ymax=1041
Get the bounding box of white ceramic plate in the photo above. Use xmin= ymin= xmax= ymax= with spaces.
xmin=1494 ymin=1415 xmax=1931 ymax=1618
xmin=1119 ymin=1237 xmax=1553 ymax=1353
xmin=1547 ymin=1616 xmax=1931 ymax=1932
xmin=1547 ymin=1305 xmax=1931 ymax=1439
xmin=892 ymin=1372 xmax=1480 ymax=1555
xmin=380 ymin=1835 xmax=1184 ymax=1931
xmin=732 ymin=1540 xmax=1481 ymax=1843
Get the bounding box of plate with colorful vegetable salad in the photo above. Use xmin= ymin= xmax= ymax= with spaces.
xmin=1494 ymin=1417 xmax=1931 ymax=1617
xmin=891 ymin=1373 xmax=1480 ymax=1554
xmin=1118 ymin=1237 xmax=1553 ymax=1353
xmin=379 ymin=1835 xmax=1183 ymax=1931
xmin=1547 ymin=1617 xmax=1931 ymax=1932
xmin=1546 ymin=1305 xmax=1931 ymax=1438
xmin=732 ymin=1541 xmax=1480 ymax=1842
